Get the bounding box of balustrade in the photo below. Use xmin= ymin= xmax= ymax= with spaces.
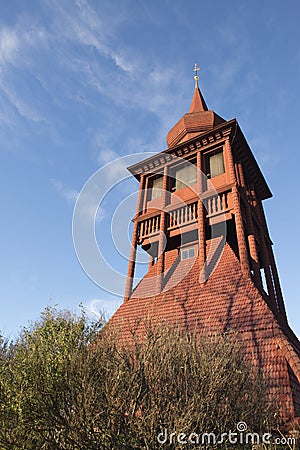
xmin=138 ymin=192 xmax=230 ymax=239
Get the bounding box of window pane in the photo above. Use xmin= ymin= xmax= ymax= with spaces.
xmin=181 ymin=247 xmax=196 ymax=260
xmin=175 ymin=162 xmax=197 ymax=191
xmin=181 ymin=250 xmax=188 ymax=260
xmin=151 ymin=176 xmax=163 ymax=200
xmin=188 ymin=248 xmax=195 ymax=258
xmin=209 ymin=152 xmax=225 ymax=178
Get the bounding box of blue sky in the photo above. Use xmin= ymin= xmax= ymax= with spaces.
xmin=1 ymin=0 xmax=300 ymax=339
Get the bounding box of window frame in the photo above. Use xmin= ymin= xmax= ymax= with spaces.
xmin=205 ymin=149 xmax=225 ymax=179
xmin=148 ymin=174 xmax=164 ymax=201
xmin=170 ymin=157 xmax=197 ymax=192
xmin=181 ymin=246 xmax=196 ymax=260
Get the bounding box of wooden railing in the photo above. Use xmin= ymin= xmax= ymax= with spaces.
xmin=204 ymin=191 xmax=229 ymax=217
xmin=139 ymin=214 xmax=160 ymax=240
xmin=138 ymin=192 xmax=230 ymax=240
xmin=168 ymin=201 xmax=198 ymax=230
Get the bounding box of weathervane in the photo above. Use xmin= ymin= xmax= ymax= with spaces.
xmin=194 ymin=63 xmax=200 ymax=88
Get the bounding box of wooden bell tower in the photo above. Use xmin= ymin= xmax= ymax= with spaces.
xmin=110 ymin=66 xmax=300 ymax=423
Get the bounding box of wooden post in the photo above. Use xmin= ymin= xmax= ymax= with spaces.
xmin=238 ymin=162 xmax=263 ymax=289
xmin=157 ymin=166 xmax=168 ymax=293
xmin=197 ymin=151 xmax=206 ymax=283
xmin=224 ymin=139 xmax=251 ymax=278
xmin=267 ymin=244 xmax=288 ymax=324
xmin=257 ymin=200 xmax=287 ymax=322
xmin=124 ymin=174 xmax=145 ymax=301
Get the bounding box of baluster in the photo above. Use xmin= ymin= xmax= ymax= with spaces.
xmin=207 ymin=198 xmax=211 ymax=215
xmin=206 ymin=198 xmax=209 ymax=215
xmin=205 ymin=199 xmax=208 ymax=215
xmin=217 ymin=195 xmax=221 ymax=212
xmin=220 ymin=193 xmax=224 ymax=210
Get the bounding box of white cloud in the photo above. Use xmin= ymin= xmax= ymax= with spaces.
xmin=0 ymin=19 xmax=47 ymax=71
xmin=0 ymin=2 xmax=184 ymax=145
xmin=94 ymin=135 xmax=129 ymax=181
xmin=0 ymin=80 xmax=45 ymax=122
xmin=0 ymin=20 xmax=48 ymax=123
xmin=51 ymin=178 xmax=106 ymax=223
xmin=50 ymin=178 xmax=79 ymax=202
xmin=0 ymin=28 xmax=19 ymax=68
xmin=97 ymin=148 xmax=120 ymax=165
xmin=84 ymin=297 xmax=121 ymax=320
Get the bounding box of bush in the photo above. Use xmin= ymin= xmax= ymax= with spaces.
xmin=0 ymin=308 xmax=278 ymax=449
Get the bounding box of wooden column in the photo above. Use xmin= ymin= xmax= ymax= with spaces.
xmin=257 ymin=200 xmax=287 ymax=321
xmin=224 ymin=139 xmax=251 ymax=278
xmin=142 ymin=176 xmax=149 ymax=213
xmin=156 ymin=166 xmax=168 ymax=293
xmin=246 ymin=210 xmax=263 ymax=290
xmin=238 ymin=162 xmax=263 ymax=289
xmin=124 ymin=174 xmax=146 ymax=301
xmin=267 ymin=245 xmax=288 ymax=323
xmin=256 ymin=199 xmax=277 ymax=309
xmin=197 ymin=151 xmax=206 ymax=283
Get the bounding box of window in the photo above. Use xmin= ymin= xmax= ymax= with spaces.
xmin=181 ymin=247 xmax=196 ymax=260
xmin=206 ymin=151 xmax=225 ymax=178
xmin=150 ymin=175 xmax=163 ymax=200
xmin=173 ymin=160 xmax=197 ymax=191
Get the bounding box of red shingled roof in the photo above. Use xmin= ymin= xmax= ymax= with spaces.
xmin=108 ymin=239 xmax=300 ymax=421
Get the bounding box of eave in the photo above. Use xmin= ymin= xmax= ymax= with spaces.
xmin=127 ymin=119 xmax=272 ymax=201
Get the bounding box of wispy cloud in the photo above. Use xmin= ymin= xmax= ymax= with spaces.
xmin=84 ymin=297 xmax=122 ymax=320
xmin=51 ymin=178 xmax=106 ymax=223
xmin=50 ymin=178 xmax=79 ymax=203
xmin=0 ymin=0 xmax=187 ymax=148
xmin=0 ymin=27 xmax=19 ymax=68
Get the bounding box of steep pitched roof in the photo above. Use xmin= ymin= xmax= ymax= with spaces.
xmin=166 ymin=82 xmax=225 ymax=148
xmin=189 ymin=85 xmax=208 ymax=112
xmin=108 ymin=240 xmax=300 ymax=420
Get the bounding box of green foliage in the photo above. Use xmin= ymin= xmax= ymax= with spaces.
xmin=0 ymin=308 xmax=286 ymax=449
xmin=0 ymin=306 xmax=104 ymax=449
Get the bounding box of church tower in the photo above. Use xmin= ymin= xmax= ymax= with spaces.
xmin=109 ymin=66 xmax=300 ymax=423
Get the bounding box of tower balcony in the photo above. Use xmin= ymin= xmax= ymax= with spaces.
xmin=137 ymin=189 xmax=232 ymax=244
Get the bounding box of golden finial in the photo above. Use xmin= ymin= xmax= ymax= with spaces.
xmin=194 ymin=63 xmax=200 ymax=87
